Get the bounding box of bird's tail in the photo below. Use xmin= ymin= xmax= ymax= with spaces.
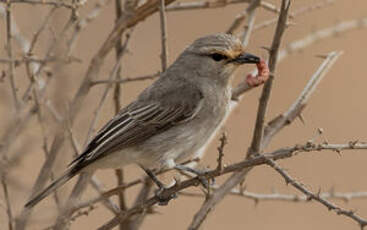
xmin=25 ymin=166 xmax=77 ymax=209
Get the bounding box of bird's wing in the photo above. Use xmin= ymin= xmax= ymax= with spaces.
xmin=70 ymin=86 xmax=204 ymax=169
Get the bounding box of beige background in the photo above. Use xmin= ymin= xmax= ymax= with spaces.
xmin=1 ymin=0 xmax=367 ymax=229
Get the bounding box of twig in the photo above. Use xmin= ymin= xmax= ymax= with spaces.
xmin=240 ymin=0 xmax=259 ymax=46
xmin=254 ymin=0 xmax=336 ymax=31
xmin=290 ymin=0 xmax=336 ymax=18
xmin=67 ymin=125 xmax=120 ymax=214
xmin=113 ymin=1 xmax=128 ymax=229
xmin=262 ymin=51 xmax=343 ymax=149
xmin=90 ymin=72 xmax=160 ymax=86
xmin=167 ymin=0 xmax=251 ymax=11
xmin=278 ymin=18 xmax=367 ymax=61
xmin=216 ymin=132 xmax=227 ymax=172
xmin=266 ymin=159 xmax=367 ymax=229
xmin=166 ymin=0 xmax=278 ymax=14
xmin=71 ymin=140 xmax=367 ymax=221
xmin=2 ymin=174 xmax=14 ymax=230
xmin=227 ymin=0 xmax=259 ymax=34
xmin=159 ymin=0 xmax=168 ymax=71
xmin=85 ymin=33 xmax=131 ymax=145
xmin=249 ymin=0 xmax=290 ymax=154
xmin=67 ymin=0 xmax=112 ymax=56
xmin=15 ymin=13 xmax=80 ymax=230
xmin=180 ymin=187 xmax=367 ymax=204
xmin=28 ymin=6 xmax=58 ymax=55
xmin=4 ymin=0 xmax=75 ymax=9
xmin=5 ymin=0 xmax=20 ymax=112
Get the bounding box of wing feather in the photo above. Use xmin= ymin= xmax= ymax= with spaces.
xmin=70 ymin=86 xmax=204 ymax=169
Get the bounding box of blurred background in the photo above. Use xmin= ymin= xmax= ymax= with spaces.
xmin=0 ymin=0 xmax=367 ymax=229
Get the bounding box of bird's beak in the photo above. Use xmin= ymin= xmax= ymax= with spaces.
xmin=232 ymin=53 xmax=260 ymax=64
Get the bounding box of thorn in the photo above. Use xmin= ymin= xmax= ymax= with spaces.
xmin=315 ymin=54 xmax=329 ymax=59
xmin=297 ymin=113 xmax=305 ymax=125
xmin=349 ymin=140 xmax=359 ymax=148
xmin=316 ymin=188 xmax=321 ymax=197
xmin=174 ymin=175 xmax=181 ymax=186
xmin=260 ymin=46 xmax=271 ymax=53
xmin=253 ymin=198 xmax=259 ymax=206
xmin=286 ymin=21 xmax=297 ymax=27
xmin=0 ymin=71 xmax=6 ymax=82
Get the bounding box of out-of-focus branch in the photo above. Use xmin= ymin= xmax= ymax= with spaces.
xmin=240 ymin=2 xmax=258 ymax=46
xmin=266 ymin=159 xmax=367 ymax=229
xmin=254 ymin=0 xmax=336 ymax=31
xmin=159 ymin=0 xmax=168 ymax=71
xmin=90 ymin=72 xmax=160 ymax=86
xmin=5 ymin=1 xmax=20 ymax=112
xmin=278 ymin=17 xmax=367 ymax=60
xmin=166 ymin=0 xmax=277 ymax=14
xmin=113 ymin=1 xmax=128 ymax=230
xmin=2 ymin=174 xmax=14 ymax=230
xmin=2 ymin=0 xmax=75 ymax=9
xmin=67 ymin=0 xmax=112 ymax=56
xmin=227 ymin=0 xmax=259 ymax=34
xmin=53 ymin=33 xmax=132 ymax=230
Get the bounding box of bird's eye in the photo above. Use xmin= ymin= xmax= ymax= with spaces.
xmin=210 ymin=53 xmax=228 ymax=62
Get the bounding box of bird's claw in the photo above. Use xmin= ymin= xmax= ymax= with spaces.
xmin=155 ymin=187 xmax=177 ymax=206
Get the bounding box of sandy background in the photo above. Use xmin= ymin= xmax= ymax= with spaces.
xmin=1 ymin=0 xmax=367 ymax=229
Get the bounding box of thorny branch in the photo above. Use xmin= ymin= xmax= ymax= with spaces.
xmin=266 ymin=159 xmax=367 ymax=229
xmin=180 ymin=188 xmax=367 ymax=204
xmin=96 ymin=139 xmax=367 ymax=230
xmin=1 ymin=0 xmax=367 ymax=230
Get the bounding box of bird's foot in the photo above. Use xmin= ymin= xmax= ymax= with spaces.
xmin=154 ymin=186 xmax=177 ymax=206
xmin=174 ymin=164 xmax=213 ymax=190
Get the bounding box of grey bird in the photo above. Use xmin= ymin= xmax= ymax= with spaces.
xmin=25 ymin=33 xmax=260 ymax=208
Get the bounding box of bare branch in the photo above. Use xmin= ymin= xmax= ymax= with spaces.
xmin=266 ymin=159 xmax=367 ymax=229
xmin=279 ymin=17 xmax=367 ymax=61
xmin=2 ymin=174 xmax=14 ymax=230
xmin=227 ymin=0 xmax=260 ymax=34
xmin=69 ymin=139 xmax=367 ymax=229
xmin=240 ymin=0 xmax=258 ymax=46
xmin=166 ymin=0 xmax=278 ymax=14
xmin=180 ymin=187 xmax=367 ymax=204
xmin=262 ymin=51 xmax=343 ymax=148
xmin=249 ymin=0 xmax=290 ymax=154
xmin=90 ymin=72 xmax=160 ymax=86
xmin=254 ymin=0 xmax=336 ymax=31
xmin=3 ymin=0 xmax=75 ymax=9
xmin=5 ymin=1 xmax=20 ymax=112
xmin=67 ymin=0 xmax=112 ymax=56
xmin=159 ymin=0 xmax=168 ymax=71
xmin=113 ymin=1 xmax=128 ymax=229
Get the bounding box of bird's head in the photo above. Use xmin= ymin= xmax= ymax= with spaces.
xmin=171 ymin=33 xmax=260 ymax=85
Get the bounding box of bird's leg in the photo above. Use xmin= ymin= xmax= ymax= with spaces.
xmin=142 ymin=168 xmax=165 ymax=189
xmin=174 ymin=164 xmax=212 ymax=190
xmin=141 ymin=167 xmax=177 ymax=205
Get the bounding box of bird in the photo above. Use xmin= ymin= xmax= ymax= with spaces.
xmin=25 ymin=33 xmax=261 ymax=208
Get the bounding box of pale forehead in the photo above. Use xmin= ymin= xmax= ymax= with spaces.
xmin=187 ymin=33 xmax=244 ymax=58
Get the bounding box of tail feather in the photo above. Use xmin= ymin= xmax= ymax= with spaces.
xmin=25 ymin=167 xmax=76 ymax=209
